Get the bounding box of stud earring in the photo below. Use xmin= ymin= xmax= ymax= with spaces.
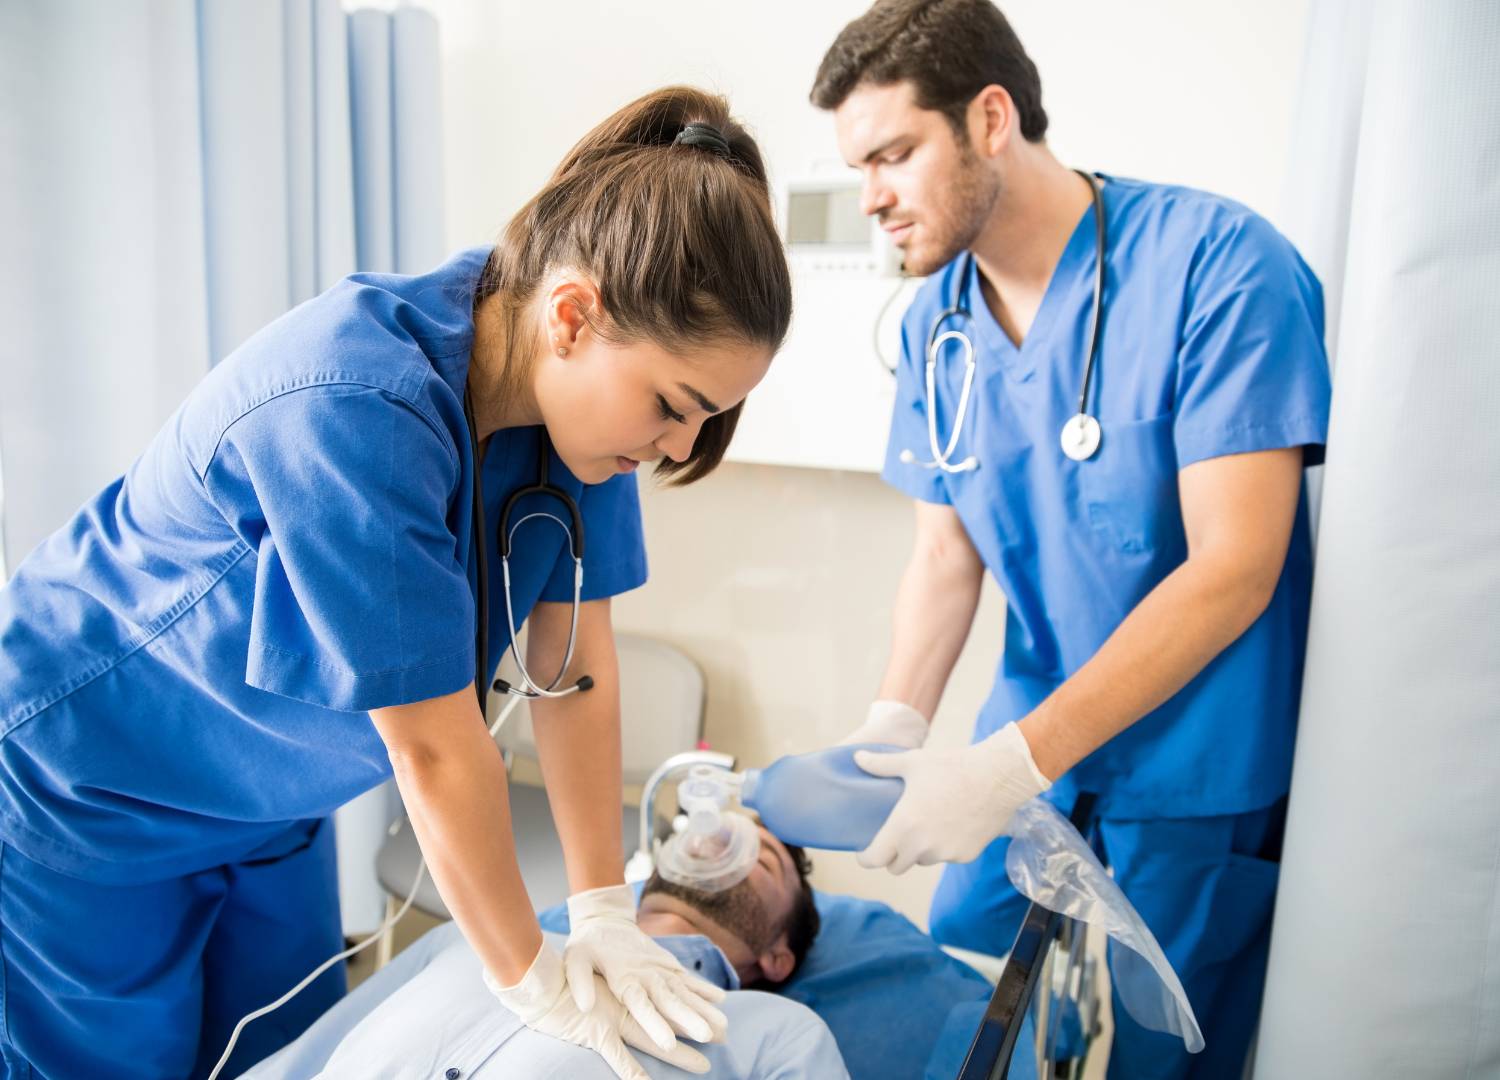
xmin=557 ymin=346 xmax=569 ymax=358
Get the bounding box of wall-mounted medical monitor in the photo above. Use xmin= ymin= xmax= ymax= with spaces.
xmin=785 ymin=186 xmax=868 ymax=248
xmin=782 ymin=177 xmax=902 ymax=276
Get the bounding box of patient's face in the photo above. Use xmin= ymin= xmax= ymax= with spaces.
xmin=637 ymin=824 xmax=807 ymax=987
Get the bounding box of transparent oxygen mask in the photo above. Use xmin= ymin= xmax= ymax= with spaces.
xmin=654 ymin=765 xmax=759 ymax=893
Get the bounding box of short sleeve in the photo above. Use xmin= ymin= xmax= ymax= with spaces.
xmin=880 ymin=299 xmax=953 ymax=505
xmin=539 ymin=471 xmax=648 ymax=603
xmin=204 ymin=385 xmax=475 ymax=711
xmin=1173 ymin=214 xmax=1333 ymax=469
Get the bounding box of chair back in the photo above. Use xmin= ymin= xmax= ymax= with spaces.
xmin=492 ymin=632 xmax=706 ymax=784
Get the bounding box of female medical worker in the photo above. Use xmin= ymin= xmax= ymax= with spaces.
xmin=0 ymin=87 xmax=790 ymax=1080
xmin=812 ymin=3 xmax=1331 ymax=1078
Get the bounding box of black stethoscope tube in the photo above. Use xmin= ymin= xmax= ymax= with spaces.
xmin=462 ymin=387 xmax=592 ymax=714
xmin=1076 ymin=170 xmax=1107 ymax=418
xmin=463 ymin=387 xmax=490 ymax=715
xmin=917 ymin=169 xmax=1108 ymax=468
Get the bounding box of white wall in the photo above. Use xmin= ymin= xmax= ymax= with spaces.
xmin=422 ymin=0 xmax=1312 ymax=924
xmin=426 ymin=0 xmax=1310 ymax=251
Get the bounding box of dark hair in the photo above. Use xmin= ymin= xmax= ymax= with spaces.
xmin=810 ymin=0 xmax=1048 ymax=143
xmin=475 ymin=86 xmax=792 ymax=485
xmin=780 ymin=843 xmax=821 ymax=978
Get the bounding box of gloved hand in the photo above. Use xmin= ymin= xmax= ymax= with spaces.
xmin=854 ymin=722 xmax=1052 ymax=874
xmin=838 ymin=699 xmax=930 ymax=750
xmin=563 ymin=884 xmax=729 ymax=1051
xmin=486 ymin=941 xmax=710 ymax=1080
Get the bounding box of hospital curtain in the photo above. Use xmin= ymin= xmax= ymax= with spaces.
xmin=1255 ymin=2 xmax=1500 ymax=1075
xmin=0 ymin=0 xmax=446 ymax=934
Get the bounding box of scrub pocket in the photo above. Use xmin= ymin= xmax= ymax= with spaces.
xmin=1078 ymin=414 xmax=1184 ymax=555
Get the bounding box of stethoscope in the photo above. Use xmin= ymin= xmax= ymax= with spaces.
xmin=463 ymin=388 xmax=593 ymax=714
xmin=901 ymin=169 xmax=1107 ymax=472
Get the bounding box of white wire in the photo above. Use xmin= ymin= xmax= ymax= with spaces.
xmin=872 ymin=273 xmax=910 ymax=376
xmin=206 ymin=692 xmax=525 ymax=1080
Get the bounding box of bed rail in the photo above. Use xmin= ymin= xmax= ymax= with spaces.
xmin=955 ymin=792 xmax=1100 ymax=1080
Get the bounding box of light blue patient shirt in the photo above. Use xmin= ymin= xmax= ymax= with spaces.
xmin=244 ymin=926 xmax=849 ymax=1080
xmin=0 ymin=249 xmax=648 ymax=883
xmin=885 ymin=176 xmax=1332 ymax=819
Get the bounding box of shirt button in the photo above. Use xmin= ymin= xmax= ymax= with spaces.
xmin=445 ymin=1069 xmax=461 ymax=1079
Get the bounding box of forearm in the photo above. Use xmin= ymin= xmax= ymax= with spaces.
xmin=1019 ymin=552 xmax=1277 ymax=780
xmin=877 ymin=531 xmax=984 ymax=719
xmin=530 ymin=686 xmax=624 ymax=895
xmin=527 ymin=599 xmax=625 ymax=895
xmin=387 ymin=717 xmax=543 ymax=985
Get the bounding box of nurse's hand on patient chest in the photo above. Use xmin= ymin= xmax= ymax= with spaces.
xmin=854 ymin=722 xmax=1052 ymax=874
xmin=564 ymin=884 xmax=729 ymax=1047
xmin=486 ymin=940 xmax=713 ymax=1080
xmin=838 ymin=700 xmax=931 ymax=750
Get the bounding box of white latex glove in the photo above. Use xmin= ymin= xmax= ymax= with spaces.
xmin=838 ymin=699 xmax=930 ymax=750
xmin=564 ymin=884 xmax=729 ymax=1051
xmin=855 ymin=722 xmax=1051 ymax=874
xmin=486 ymin=941 xmax=710 ymax=1080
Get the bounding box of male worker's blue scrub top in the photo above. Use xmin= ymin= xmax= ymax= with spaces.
xmin=884 ymin=176 xmax=1331 ymax=820
xmin=0 ymin=247 xmax=648 ymax=885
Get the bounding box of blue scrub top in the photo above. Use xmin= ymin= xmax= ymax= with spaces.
xmin=0 ymin=249 xmax=648 ymax=883
xmin=884 ymin=177 xmax=1331 ymax=819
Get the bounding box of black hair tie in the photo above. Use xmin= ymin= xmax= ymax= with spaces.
xmin=673 ymin=121 xmax=732 ymax=159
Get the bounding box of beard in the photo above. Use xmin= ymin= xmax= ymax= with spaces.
xmin=640 ymin=870 xmax=774 ymax=954
xmin=898 ymin=145 xmax=1001 ymax=276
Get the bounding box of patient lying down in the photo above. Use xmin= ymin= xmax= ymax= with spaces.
xmin=246 ymin=826 xmax=848 ymax=1079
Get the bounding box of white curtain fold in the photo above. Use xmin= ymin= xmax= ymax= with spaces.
xmin=0 ymin=0 xmax=446 ymax=935
xmin=1257 ymin=2 xmax=1500 ymax=1075
xmin=0 ymin=0 xmax=211 ymax=572
xmin=391 ymin=7 xmax=446 ymax=275
xmin=349 ymin=9 xmax=397 ymax=274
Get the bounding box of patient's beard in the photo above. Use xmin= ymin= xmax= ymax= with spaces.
xmin=641 ymin=871 xmax=775 ymax=954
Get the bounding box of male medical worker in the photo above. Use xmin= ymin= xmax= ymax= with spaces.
xmin=813 ymin=2 xmax=1331 ymax=1076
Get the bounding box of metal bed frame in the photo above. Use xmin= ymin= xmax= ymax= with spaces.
xmin=957 ymin=792 xmax=1104 ymax=1080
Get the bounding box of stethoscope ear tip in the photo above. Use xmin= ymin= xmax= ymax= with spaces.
xmin=898 ymin=449 xmax=916 ymax=464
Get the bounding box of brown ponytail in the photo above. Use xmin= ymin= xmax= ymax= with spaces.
xmin=477 ymin=86 xmax=792 ymax=485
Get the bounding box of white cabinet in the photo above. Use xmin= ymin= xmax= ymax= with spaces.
xmin=727 ymin=271 xmax=923 ymax=472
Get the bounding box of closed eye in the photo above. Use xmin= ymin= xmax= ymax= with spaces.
xmin=657 ymin=394 xmax=687 ymax=424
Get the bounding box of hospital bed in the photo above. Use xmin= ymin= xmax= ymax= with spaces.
xmin=367 ymin=634 xmax=1107 ymax=1078
xmin=631 ymin=750 xmax=1107 ymax=1079
xmin=374 ymin=747 xmax=1102 ymax=1079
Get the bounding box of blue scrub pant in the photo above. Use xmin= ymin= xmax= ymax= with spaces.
xmin=0 ymin=817 xmax=345 ymax=1079
xmin=930 ymin=799 xmax=1286 ymax=1079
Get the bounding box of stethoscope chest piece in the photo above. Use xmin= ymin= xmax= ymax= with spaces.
xmin=1060 ymin=413 xmax=1102 ymax=462
xmin=908 ymin=169 xmax=1109 ymax=476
